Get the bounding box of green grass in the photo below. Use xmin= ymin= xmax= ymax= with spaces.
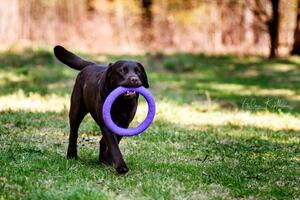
xmin=0 ymin=48 xmax=300 ymax=199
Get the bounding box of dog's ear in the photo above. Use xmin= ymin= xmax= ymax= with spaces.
xmin=101 ymin=64 xmax=114 ymax=96
xmin=137 ymin=62 xmax=149 ymax=88
xmin=106 ymin=64 xmax=113 ymax=80
xmin=53 ymin=45 xmax=94 ymax=70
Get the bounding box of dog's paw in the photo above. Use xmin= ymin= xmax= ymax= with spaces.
xmin=116 ymin=166 xmax=129 ymax=174
xmin=67 ymin=151 xmax=78 ymax=159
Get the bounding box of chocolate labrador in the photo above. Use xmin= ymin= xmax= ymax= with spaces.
xmin=53 ymin=45 xmax=149 ymax=174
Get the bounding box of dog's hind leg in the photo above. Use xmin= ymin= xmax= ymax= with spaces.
xmin=67 ymin=84 xmax=87 ymax=159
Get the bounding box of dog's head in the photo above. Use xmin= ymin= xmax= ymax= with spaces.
xmin=105 ymin=60 xmax=149 ymax=97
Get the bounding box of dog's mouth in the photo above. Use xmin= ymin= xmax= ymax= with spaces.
xmin=123 ymin=91 xmax=136 ymax=97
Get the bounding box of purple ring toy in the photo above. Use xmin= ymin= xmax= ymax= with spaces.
xmin=102 ymin=86 xmax=156 ymax=136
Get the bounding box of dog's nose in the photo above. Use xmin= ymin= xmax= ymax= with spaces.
xmin=130 ymin=77 xmax=139 ymax=85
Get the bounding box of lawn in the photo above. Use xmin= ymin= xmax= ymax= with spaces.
xmin=0 ymin=47 xmax=299 ymax=199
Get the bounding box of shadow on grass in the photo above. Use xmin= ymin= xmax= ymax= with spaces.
xmin=130 ymin=119 xmax=300 ymax=199
xmin=148 ymin=53 xmax=300 ymax=114
xmin=1 ymin=49 xmax=300 ymax=114
xmin=0 ymin=49 xmax=77 ymax=96
xmin=157 ymin=53 xmax=300 ymax=92
xmin=1 ymin=110 xmax=299 ymax=199
xmin=0 ymin=48 xmax=55 ymax=68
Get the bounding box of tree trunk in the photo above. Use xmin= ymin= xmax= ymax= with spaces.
xmin=86 ymin=0 xmax=96 ymax=12
xmin=141 ymin=0 xmax=153 ymax=46
xmin=291 ymin=0 xmax=300 ymax=55
xmin=268 ymin=0 xmax=280 ymax=58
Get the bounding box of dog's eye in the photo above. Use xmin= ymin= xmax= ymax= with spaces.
xmin=118 ymin=67 xmax=128 ymax=74
xmin=134 ymin=67 xmax=141 ymax=74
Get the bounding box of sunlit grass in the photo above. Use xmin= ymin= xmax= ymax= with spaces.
xmin=135 ymin=100 xmax=300 ymax=134
xmin=0 ymin=72 xmax=28 ymax=86
xmin=0 ymin=90 xmax=69 ymax=112
xmin=2 ymin=90 xmax=300 ymax=135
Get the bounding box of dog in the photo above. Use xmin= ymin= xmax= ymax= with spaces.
xmin=53 ymin=45 xmax=149 ymax=174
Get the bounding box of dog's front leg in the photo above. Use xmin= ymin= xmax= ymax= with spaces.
xmin=100 ymin=126 xmax=128 ymax=174
xmin=99 ymin=137 xmax=113 ymax=165
xmin=99 ymin=134 xmax=123 ymax=165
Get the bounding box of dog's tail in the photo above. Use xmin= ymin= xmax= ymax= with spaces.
xmin=53 ymin=45 xmax=95 ymax=70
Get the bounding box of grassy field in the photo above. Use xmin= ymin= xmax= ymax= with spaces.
xmin=0 ymin=47 xmax=299 ymax=199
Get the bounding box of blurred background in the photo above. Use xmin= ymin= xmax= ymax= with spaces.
xmin=0 ymin=0 xmax=299 ymax=57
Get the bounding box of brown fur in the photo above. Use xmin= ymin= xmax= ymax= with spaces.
xmin=54 ymin=45 xmax=149 ymax=174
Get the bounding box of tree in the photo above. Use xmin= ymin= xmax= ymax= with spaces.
xmin=268 ymin=0 xmax=280 ymax=58
xmin=86 ymin=0 xmax=96 ymax=12
xmin=140 ymin=0 xmax=153 ymax=46
xmin=250 ymin=0 xmax=280 ymax=58
xmin=291 ymin=0 xmax=300 ymax=55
